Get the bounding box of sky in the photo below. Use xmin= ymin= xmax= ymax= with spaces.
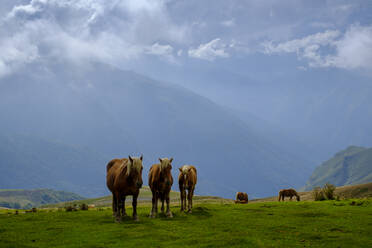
xmin=1 ymin=0 xmax=372 ymax=80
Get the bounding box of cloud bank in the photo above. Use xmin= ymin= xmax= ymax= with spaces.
xmin=263 ymin=25 xmax=372 ymax=71
xmin=0 ymin=0 xmax=371 ymax=77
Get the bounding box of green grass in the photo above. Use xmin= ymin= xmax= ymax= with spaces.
xmin=1 ymin=199 xmax=371 ymax=247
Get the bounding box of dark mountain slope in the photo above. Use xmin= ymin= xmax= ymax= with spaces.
xmin=303 ymin=146 xmax=372 ymax=190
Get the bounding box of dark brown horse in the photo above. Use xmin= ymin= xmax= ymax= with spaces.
xmin=178 ymin=165 xmax=197 ymax=212
xmin=278 ymin=188 xmax=300 ymax=201
xmin=106 ymin=155 xmax=143 ymax=222
xmin=235 ymin=192 xmax=248 ymax=204
xmin=148 ymin=157 xmax=173 ymax=218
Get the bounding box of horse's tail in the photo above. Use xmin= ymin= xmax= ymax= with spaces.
xmin=106 ymin=160 xmax=115 ymax=173
xmin=278 ymin=191 xmax=282 ymax=201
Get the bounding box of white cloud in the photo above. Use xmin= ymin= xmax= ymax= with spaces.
xmin=188 ymin=38 xmax=229 ymax=61
xmin=145 ymin=43 xmax=173 ymax=56
xmin=221 ymin=19 xmax=235 ymax=27
xmin=0 ymin=0 xmax=188 ymax=77
xmin=262 ymin=25 xmax=372 ymax=71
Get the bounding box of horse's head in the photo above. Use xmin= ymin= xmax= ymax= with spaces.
xmin=159 ymin=157 xmax=173 ymax=186
xmin=296 ymin=195 xmax=300 ymax=201
xmin=128 ymin=155 xmax=143 ymax=189
xmin=179 ymin=165 xmax=192 ymax=188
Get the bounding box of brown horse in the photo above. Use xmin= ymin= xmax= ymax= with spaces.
xmin=106 ymin=155 xmax=143 ymax=222
xmin=148 ymin=157 xmax=174 ymax=218
xmin=178 ymin=165 xmax=197 ymax=212
xmin=278 ymin=188 xmax=300 ymax=201
xmin=235 ymin=192 xmax=248 ymax=204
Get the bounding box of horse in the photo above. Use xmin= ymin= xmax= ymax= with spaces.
xmin=278 ymin=188 xmax=300 ymax=201
xmin=235 ymin=192 xmax=248 ymax=204
xmin=148 ymin=157 xmax=174 ymax=218
xmin=106 ymin=155 xmax=143 ymax=222
xmin=178 ymin=165 xmax=197 ymax=212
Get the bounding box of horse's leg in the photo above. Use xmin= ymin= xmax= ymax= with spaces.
xmin=183 ymin=190 xmax=187 ymax=211
xmin=180 ymin=189 xmax=184 ymax=212
xmin=154 ymin=192 xmax=159 ymax=215
xmin=278 ymin=193 xmax=281 ymax=202
xmin=165 ymin=193 xmax=173 ymax=218
xmin=132 ymin=193 xmax=139 ymax=221
xmin=150 ymin=190 xmax=156 ymax=218
xmin=290 ymin=196 xmax=293 ymax=201
xmin=161 ymin=194 xmax=165 ymax=214
xmin=115 ymin=192 xmax=122 ymax=222
xmin=112 ymin=193 xmax=117 ymax=216
xmin=121 ymin=196 xmax=127 ymax=217
xmin=188 ymin=188 xmax=194 ymax=212
xmin=187 ymin=189 xmax=193 ymax=213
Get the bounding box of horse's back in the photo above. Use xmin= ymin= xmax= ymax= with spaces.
xmin=148 ymin=163 xmax=160 ymax=189
xmin=106 ymin=158 xmax=128 ymax=192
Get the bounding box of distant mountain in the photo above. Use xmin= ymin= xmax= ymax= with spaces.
xmin=0 ymin=60 xmax=312 ymax=198
xmin=303 ymin=146 xmax=372 ymax=191
xmin=0 ymin=134 xmax=107 ymax=197
xmin=0 ymin=189 xmax=84 ymax=209
xmin=143 ymin=61 xmax=372 ymax=163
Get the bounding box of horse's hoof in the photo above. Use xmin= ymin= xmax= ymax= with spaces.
xmin=166 ymin=212 xmax=173 ymax=218
xmin=133 ymin=216 xmax=139 ymax=222
xmin=149 ymin=213 xmax=155 ymax=218
xmin=115 ymin=217 xmax=122 ymax=223
xmin=187 ymin=209 xmax=192 ymax=213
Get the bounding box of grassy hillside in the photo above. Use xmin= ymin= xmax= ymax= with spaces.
xmin=0 ymin=189 xmax=84 ymax=209
xmin=42 ymin=186 xmax=232 ymax=208
xmin=1 ymin=200 xmax=371 ymax=247
xmin=303 ymin=146 xmax=372 ymax=191
xmin=252 ymin=182 xmax=372 ymax=203
xmin=41 ymin=183 xmax=372 ymax=209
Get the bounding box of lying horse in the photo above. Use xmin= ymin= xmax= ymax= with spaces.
xmin=278 ymin=188 xmax=300 ymax=201
xmin=178 ymin=165 xmax=197 ymax=212
xmin=106 ymin=155 xmax=143 ymax=222
xmin=149 ymin=158 xmax=174 ymax=218
xmin=235 ymin=192 xmax=248 ymax=204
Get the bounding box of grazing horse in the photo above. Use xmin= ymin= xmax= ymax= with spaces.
xmin=278 ymin=188 xmax=300 ymax=201
xmin=106 ymin=155 xmax=143 ymax=222
xmin=178 ymin=165 xmax=197 ymax=212
xmin=148 ymin=158 xmax=174 ymax=218
xmin=235 ymin=192 xmax=248 ymax=204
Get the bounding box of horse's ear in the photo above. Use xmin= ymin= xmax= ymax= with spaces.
xmin=179 ymin=168 xmax=182 ymax=172
xmin=140 ymin=154 xmax=143 ymax=161
xmin=129 ymin=156 xmax=133 ymax=163
xmin=169 ymin=157 xmax=173 ymax=163
xmin=159 ymin=158 xmax=162 ymax=163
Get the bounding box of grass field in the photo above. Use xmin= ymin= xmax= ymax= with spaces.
xmin=1 ymin=199 xmax=371 ymax=248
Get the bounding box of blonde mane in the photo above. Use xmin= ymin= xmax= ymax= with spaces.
xmin=159 ymin=158 xmax=172 ymax=171
xmin=127 ymin=157 xmax=143 ymax=176
xmin=181 ymin=165 xmax=191 ymax=174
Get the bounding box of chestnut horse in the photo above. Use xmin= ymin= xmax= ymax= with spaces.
xmin=148 ymin=158 xmax=174 ymax=218
xmin=278 ymin=188 xmax=300 ymax=201
xmin=106 ymin=155 xmax=143 ymax=222
xmin=178 ymin=165 xmax=197 ymax=212
xmin=235 ymin=192 xmax=248 ymax=204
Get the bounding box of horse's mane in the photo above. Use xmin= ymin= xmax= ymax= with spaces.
xmin=159 ymin=158 xmax=172 ymax=171
xmin=181 ymin=165 xmax=191 ymax=174
xmin=127 ymin=157 xmax=142 ymax=176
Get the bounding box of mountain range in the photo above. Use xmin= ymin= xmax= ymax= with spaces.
xmin=0 ymin=60 xmax=313 ymax=198
xmin=303 ymin=146 xmax=372 ymax=190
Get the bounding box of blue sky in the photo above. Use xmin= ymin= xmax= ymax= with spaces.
xmin=0 ymin=0 xmax=372 ymax=79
